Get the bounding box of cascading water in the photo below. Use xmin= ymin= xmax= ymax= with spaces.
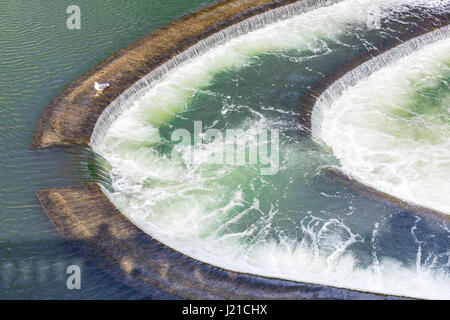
xmin=90 ymin=0 xmax=345 ymax=146
xmin=90 ymin=0 xmax=450 ymax=299
xmin=315 ymin=28 xmax=450 ymax=215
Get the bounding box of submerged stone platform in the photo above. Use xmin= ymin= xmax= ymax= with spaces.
xmin=36 ymin=183 xmax=397 ymax=299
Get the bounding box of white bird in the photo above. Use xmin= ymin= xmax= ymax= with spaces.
xmin=94 ymin=82 xmax=110 ymax=92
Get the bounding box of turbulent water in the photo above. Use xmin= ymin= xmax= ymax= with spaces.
xmin=93 ymin=0 xmax=450 ymax=299
xmin=318 ymin=36 xmax=450 ymax=215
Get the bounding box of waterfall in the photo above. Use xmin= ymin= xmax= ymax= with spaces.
xmin=89 ymin=0 xmax=343 ymax=147
xmin=311 ymin=24 xmax=450 ymax=142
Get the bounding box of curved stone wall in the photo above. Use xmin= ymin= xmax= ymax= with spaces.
xmin=36 ymin=183 xmax=397 ymax=299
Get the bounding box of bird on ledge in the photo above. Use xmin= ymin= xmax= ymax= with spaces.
xmin=94 ymin=82 xmax=110 ymax=92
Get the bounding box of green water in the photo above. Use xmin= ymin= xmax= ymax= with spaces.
xmin=0 ymin=0 xmax=216 ymax=300
xmin=388 ymin=69 xmax=450 ymax=142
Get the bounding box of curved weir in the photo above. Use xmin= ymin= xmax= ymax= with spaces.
xmin=90 ymin=0 xmax=344 ymax=147
xmin=310 ymin=26 xmax=450 ymax=215
xmin=32 ymin=0 xmax=337 ymax=149
xmin=86 ymin=0 xmax=450 ymax=299
xmin=34 ymin=0 xmax=450 ymax=299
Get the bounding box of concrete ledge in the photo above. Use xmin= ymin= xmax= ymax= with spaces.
xmin=36 ymin=183 xmax=400 ymax=299
xmin=31 ymin=0 xmax=303 ymax=149
xmin=299 ymin=11 xmax=450 ymax=131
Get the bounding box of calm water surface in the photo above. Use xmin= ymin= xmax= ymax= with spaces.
xmin=0 ymin=0 xmax=216 ymax=299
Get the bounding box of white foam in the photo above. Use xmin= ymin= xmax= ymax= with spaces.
xmin=318 ymin=35 xmax=450 ymax=215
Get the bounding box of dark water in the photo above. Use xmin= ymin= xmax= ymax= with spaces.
xmin=0 ymin=0 xmax=216 ymax=300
